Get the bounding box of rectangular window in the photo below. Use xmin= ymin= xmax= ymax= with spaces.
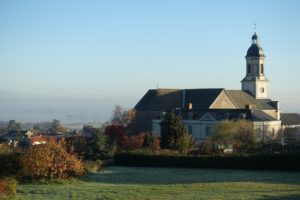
xmin=261 ymin=64 xmax=264 ymax=74
xmin=205 ymin=126 xmax=211 ymax=136
xmin=188 ymin=126 xmax=193 ymax=135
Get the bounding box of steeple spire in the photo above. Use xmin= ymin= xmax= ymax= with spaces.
xmin=241 ymin=32 xmax=269 ymax=99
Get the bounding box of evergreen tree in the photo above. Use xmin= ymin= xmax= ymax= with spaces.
xmin=160 ymin=113 xmax=194 ymax=154
xmin=87 ymin=130 xmax=116 ymax=160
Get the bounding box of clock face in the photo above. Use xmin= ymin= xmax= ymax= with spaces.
xmin=260 ymin=87 xmax=264 ymax=93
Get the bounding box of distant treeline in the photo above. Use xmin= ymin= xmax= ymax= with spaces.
xmin=0 ymin=121 xmax=52 ymax=131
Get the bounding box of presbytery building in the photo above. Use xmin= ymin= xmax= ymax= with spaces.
xmin=134 ymin=33 xmax=295 ymax=142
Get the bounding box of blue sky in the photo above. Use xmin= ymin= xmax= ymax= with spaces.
xmin=0 ymin=0 xmax=300 ymax=122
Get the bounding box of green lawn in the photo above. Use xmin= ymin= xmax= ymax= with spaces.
xmin=16 ymin=167 xmax=300 ymax=200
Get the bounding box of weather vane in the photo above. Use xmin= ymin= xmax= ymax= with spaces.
xmin=254 ymin=23 xmax=257 ymax=33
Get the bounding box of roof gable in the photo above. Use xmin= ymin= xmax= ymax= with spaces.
xmin=224 ymin=90 xmax=276 ymax=110
xmin=199 ymin=112 xmax=216 ymax=121
xmin=184 ymin=88 xmax=224 ymax=109
xmin=210 ymin=90 xmax=238 ymax=109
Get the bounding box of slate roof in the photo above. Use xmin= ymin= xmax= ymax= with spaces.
xmin=181 ymin=109 xmax=252 ymax=121
xmin=185 ymin=88 xmax=224 ymax=109
xmin=135 ymin=88 xmax=277 ymax=112
xmin=246 ymin=44 xmax=265 ymax=57
xmin=135 ymin=88 xmax=225 ymax=111
xmin=224 ymin=90 xmax=276 ymax=110
xmin=251 ymin=110 xmax=278 ymax=121
xmin=135 ymin=89 xmax=182 ymax=111
xmin=281 ymin=113 xmax=300 ymax=125
xmin=246 ymin=33 xmax=265 ymax=57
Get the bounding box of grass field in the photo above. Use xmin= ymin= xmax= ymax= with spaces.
xmin=16 ymin=167 xmax=300 ymax=200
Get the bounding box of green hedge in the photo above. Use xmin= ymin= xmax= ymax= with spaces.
xmin=115 ymin=153 xmax=300 ymax=171
xmin=0 ymin=153 xmax=21 ymax=178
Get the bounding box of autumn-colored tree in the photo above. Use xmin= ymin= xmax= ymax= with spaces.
xmin=111 ymin=105 xmax=137 ymax=134
xmin=21 ymin=138 xmax=85 ymax=179
xmin=143 ymin=133 xmax=161 ymax=151
xmin=104 ymin=123 xmax=126 ymax=149
xmin=0 ymin=178 xmax=17 ymax=199
xmin=123 ymin=109 xmax=136 ymax=134
xmin=121 ymin=134 xmax=145 ymax=150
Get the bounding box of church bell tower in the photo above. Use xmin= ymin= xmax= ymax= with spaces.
xmin=241 ymin=33 xmax=269 ymax=99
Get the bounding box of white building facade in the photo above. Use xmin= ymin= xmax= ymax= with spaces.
xmin=135 ymin=33 xmax=283 ymax=142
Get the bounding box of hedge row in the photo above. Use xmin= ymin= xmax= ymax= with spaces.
xmin=0 ymin=153 xmax=21 ymax=178
xmin=114 ymin=153 xmax=300 ymax=171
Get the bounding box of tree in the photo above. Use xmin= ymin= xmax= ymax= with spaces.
xmin=33 ymin=124 xmax=41 ymax=130
xmin=123 ymin=109 xmax=136 ymax=134
xmin=48 ymin=119 xmax=66 ymax=135
xmin=21 ymin=138 xmax=85 ymax=179
xmin=160 ymin=113 xmax=194 ymax=154
xmin=111 ymin=106 xmax=137 ymax=134
xmin=7 ymin=120 xmax=21 ymax=131
xmin=210 ymin=120 xmax=236 ymax=147
xmin=234 ymin=120 xmax=257 ymax=152
xmin=0 ymin=137 xmax=8 ymax=144
xmin=104 ymin=123 xmax=126 ymax=149
xmin=87 ymin=130 xmax=116 ymax=160
xmin=209 ymin=120 xmax=257 ymax=153
xmin=112 ymin=105 xmax=124 ymax=123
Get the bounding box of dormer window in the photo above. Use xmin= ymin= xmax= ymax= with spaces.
xmin=160 ymin=112 xmax=166 ymax=120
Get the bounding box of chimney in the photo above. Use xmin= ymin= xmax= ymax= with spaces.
xmin=272 ymin=101 xmax=280 ymax=110
xmin=245 ymin=104 xmax=252 ymax=110
xmin=187 ymin=103 xmax=193 ymax=110
xmin=271 ymin=101 xmax=280 ymax=120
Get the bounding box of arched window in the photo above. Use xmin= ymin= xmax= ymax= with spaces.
xmin=261 ymin=64 xmax=264 ymax=74
xmin=247 ymin=64 xmax=251 ymax=74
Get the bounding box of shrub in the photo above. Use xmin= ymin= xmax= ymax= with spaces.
xmin=120 ymin=134 xmax=146 ymax=151
xmin=105 ymin=123 xmax=126 ymax=148
xmin=0 ymin=145 xmax=21 ymax=178
xmin=143 ymin=133 xmax=154 ymax=148
xmin=20 ymin=138 xmax=85 ymax=179
xmin=0 ymin=178 xmax=17 ymax=199
xmin=143 ymin=133 xmax=160 ymax=151
xmin=84 ymin=160 xmax=102 ymax=173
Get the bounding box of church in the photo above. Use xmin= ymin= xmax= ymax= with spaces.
xmin=134 ymin=33 xmax=284 ymax=142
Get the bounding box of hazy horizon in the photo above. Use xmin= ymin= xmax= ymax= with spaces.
xmin=1 ymin=1 xmax=300 ymax=123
